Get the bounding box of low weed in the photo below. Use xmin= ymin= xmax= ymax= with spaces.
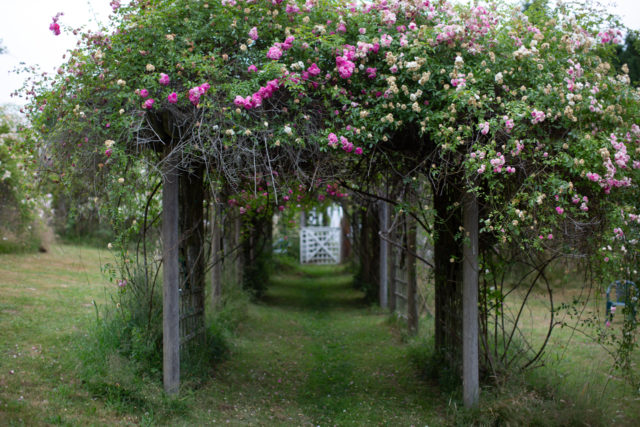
xmin=447 ymin=369 xmax=606 ymax=426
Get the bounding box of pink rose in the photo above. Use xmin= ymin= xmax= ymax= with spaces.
xmin=307 ymin=63 xmax=321 ymax=76
xmin=49 ymin=13 xmax=62 ymax=36
xmin=49 ymin=22 xmax=61 ymax=36
xmin=143 ymin=98 xmax=155 ymax=109
xmin=159 ymin=73 xmax=170 ymax=85
xmin=328 ymin=133 xmax=338 ymax=147
xmin=366 ymin=67 xmax=377 ymax=79
xmin=189 ymin=87 xmax=203 ymax=105
xmin=167 ymin=92 xmax=178 ymax=103
xmin=139 ymin=88 xmax=149 ymax=98
xmin=282 ymin=36 xmax=295 ymax=50
xmin=285 ymin=4 xmax=300 ymax=14
xmin=249 ymin=26 xmax=258 ymax=41
xmin=267 ymin=45 xmax=283 ymax=60
xmin=479 ymin=122 xmax=489 ymax=135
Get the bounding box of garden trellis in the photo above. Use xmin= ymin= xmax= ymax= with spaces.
xmin=28 ymin=0 xmax=640 ymax=409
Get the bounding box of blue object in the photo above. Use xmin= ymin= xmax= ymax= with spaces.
xmin=606 ymin=280 xmax=638 ymax=321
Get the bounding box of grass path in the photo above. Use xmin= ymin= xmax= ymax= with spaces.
xmin=185 ymin=262 xmax=444 ymax=426
xmin=0 ymin=247 xmax=444 ymax=425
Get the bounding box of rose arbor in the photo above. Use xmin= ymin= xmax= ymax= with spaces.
xmin=29 ymin=0 xmax=640 ymax=407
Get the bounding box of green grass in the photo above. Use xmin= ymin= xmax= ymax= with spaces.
xmin=508 ymin=284 xmax=640 ymax=425
xmin=0 ymin=246 xmax=445 ymax=425
xmin=0 ymin=245 xmax=129 ymax=425
xmin=2 ymin=245 xmax=639 ymax=425
xmin=473 ymin=268 xmax=640 ymax=426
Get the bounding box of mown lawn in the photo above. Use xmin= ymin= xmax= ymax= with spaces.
xmin=2 ymin=245 xmax=639 ymax=425
xmin=0 ymin=245 xmax=445 ymax=425
xmin=0 ymin=245 xmax=136 ymax=425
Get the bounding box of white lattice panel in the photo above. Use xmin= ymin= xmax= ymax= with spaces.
xmin=300 ymin=226 xmax=341 ymax=264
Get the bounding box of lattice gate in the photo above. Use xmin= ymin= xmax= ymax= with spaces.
xmin=300 ymin=226 xmax=341 ymax=264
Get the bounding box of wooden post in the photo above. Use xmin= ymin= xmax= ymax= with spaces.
xmin=211 ymin=202 xmax=222 ymax=306
xmin=235 ymin=215 xmax=242 ymax=286
xmin=388 ymin=212 xmax=399 ymax=314
xmin=463 ymin=190 xmax=480 ymax=407
xmin=162 ymin=156 xmax=180 ymax=395
xmin=179 ymin=168 xmax=206 ymax=347
xmin=389 ymin=244 xmax=397 ymax=313
xmin=379 ymin=201 xmax=389 ymax=309
xmin=406 ymin=213 xmax=418 ymax=335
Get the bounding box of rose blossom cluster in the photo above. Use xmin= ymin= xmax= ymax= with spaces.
xmin=336 ymin=46 xmax=356 ymax=79
xmin=267 ymin=36 xmax=295 ymax=60
xmin=137 ymin=88 xmax=155 ymax=109
xmin=327 ymin=133 xmax=363 ymax=155
xmin=49 ymin=13 xmax=63 ymax=36
xmin=234 ymin=79 xmax=280 ymax=109
xmin=188 ymin=83 xmax=210 ymax=106
xmin=530 ymin=109 xmax=546 ymax=124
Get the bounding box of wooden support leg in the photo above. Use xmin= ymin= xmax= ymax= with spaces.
xmin=162 ymin=161 xmax=180 ymax=395
xmin=407 ymin=214 xmax=418 ymax=335
xmin=379 ymin=201 xmax=389 ymax=309
xmin=211 ymin=202 xmax=222 ymax=307
xmin=463 ymin=190 xmax=480 ymax=407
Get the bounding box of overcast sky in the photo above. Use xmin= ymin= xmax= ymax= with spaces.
xmin=1 ymin=0 xmax=639 ymax=107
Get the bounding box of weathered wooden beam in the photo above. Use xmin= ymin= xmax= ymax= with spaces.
xmin=406 ymin=213 xmax=418 ymax=335
xmin=179 ymin=166 xmax=206 ymax=346
xmin=463 ymin=190 xmax=480 ymax=407
xmin=162 ymin=156 xmax=180 ymax=395
xmin=379 ymin=201 xmax=389 ymax=309
xmin=388 ymin=225 xmax=397 ymax=313
xmin=234 ymin=215 xmax=242 ymax=286
xmin=211 ymin=202 xmax=222 ymax=307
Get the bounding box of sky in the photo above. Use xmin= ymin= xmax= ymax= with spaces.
xmin=1 ymin=0 xmax=639 ymax=107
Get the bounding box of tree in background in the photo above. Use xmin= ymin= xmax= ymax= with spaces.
xmin=616 ymin=30 xmax=640 ymax=85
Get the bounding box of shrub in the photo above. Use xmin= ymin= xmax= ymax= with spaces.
xmin=0 ymin=107 xmax=52 ymax=253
